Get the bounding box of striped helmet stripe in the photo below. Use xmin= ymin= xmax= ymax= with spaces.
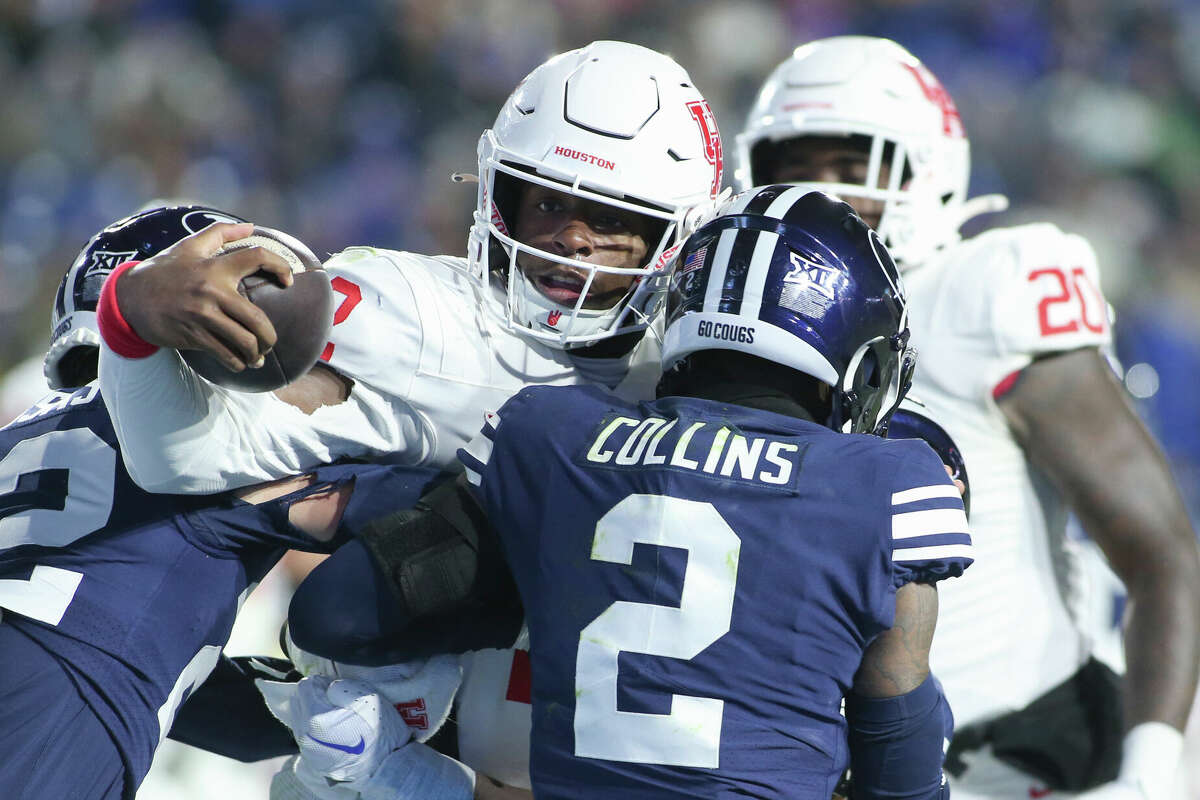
xmin=738 ymin=230 xmax=780 ymax=320
xmin=684 ymin=236 xmax=720 ymax=316
xmin=701 ymin=184 xmax=814 ymax=317
xmin=765 ymin=185 xmax=817 ymax=219
xmin=54 ymin=275 xmax=69 ymax=321
xmin=742 ymin=185 xmax=784 ymax=215
xmin=718 ymin=226 xmax=762 ymax=315
xmin=724 ymin=183 xmax=793 ymax=216
xmin=725 ymin=185 xmax=826 ymax=320
xmin=701 ymin=226 xmax=740 ymax=313
xmin=69 ymin=257 xmax=91 ymax=317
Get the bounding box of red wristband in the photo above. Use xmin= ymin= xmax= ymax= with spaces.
xmin=97 ymin=260 xmax=160 ymax=359
xmin=991 ymin=369 xmax=1022 ymax=400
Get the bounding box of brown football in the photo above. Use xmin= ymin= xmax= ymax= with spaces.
xmin=182 ymin=226 xmax=334 ymax=392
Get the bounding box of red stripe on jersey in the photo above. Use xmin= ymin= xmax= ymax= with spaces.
xmin=505 ymin=649 xmax=532 ymax=704
xmin=320 ymin=341 xmax=334 ymax=362
xmin=993 ymin=369 xmax=1022 ymax=400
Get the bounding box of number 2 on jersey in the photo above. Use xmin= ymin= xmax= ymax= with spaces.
xmin=575 ymin=494 xmax=741 ymax=769
xmin=0 ymin=427 xmax=116 ymax=624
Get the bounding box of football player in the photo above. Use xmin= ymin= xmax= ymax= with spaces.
xmin=95 ymin=41 xmax=722 ymax=491
xmin=734 ymin=35 xmax=1200 ymax=799
xmin=0 ymin=206 xmax=439 ymax=799
xmin=258 ymin=189 xmax=972 ymax=799
xmin=92 ymin=41 xmax=724 ymax=793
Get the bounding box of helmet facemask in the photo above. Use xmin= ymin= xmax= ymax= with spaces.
xmin=464 ymin=41 xmax=724 ymax=350
xmin=470 ymin=144 xmax=683 ymax=349
xmin=832 ymin=327 xmax=916 ymax=435
xmin=831 ymin=225 xmax=916 ymax=434
xmin=747 ymin=130 xmax=952 ymax=269
xmin=733 ymin=36 xmax=990 ymax=269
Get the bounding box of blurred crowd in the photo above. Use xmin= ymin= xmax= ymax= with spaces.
xmin=2 ymin=0 xmax=1199 ymax=494
xmin=1 ymin=1 xmax=1199 ymax=797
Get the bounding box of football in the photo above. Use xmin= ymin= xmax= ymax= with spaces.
xmin=181 ymin=226 xmax=335 ymax=392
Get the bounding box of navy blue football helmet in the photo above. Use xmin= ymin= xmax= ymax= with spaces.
xmin=889 ymin=400 xmax=971 ymax=518
xmin=45 ymin=205 xmax=245 ymax=390
xmin=661 ymin=186 xmax=915 ymax=434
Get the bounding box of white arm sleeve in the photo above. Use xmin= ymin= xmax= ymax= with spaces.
xmin=98 ymin=343 xmax=419 ymax=494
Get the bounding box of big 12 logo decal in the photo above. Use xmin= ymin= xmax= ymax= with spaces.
xmin=686 ymin=100 xmax=723 ymax=199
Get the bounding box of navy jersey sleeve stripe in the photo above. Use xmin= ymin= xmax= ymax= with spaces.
xmin=892 ymin=543 xmax=975 ymax=562
xmin=458 ymin=410 xmax=504 ymax=488
xmin=887 ymin=439 xmax=973 ymax=584
xmin=892 ymin=531 xmax=973 ymax=552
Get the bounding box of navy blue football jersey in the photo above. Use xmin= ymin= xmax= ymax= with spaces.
xmin=459 ymin=385 xmax=972 ymax=799
xmin=0 ymin=385 xmax=435 ymax=790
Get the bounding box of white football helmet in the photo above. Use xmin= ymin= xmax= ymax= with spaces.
xmin=734 ymin=36 xmax=1005 ymax=268
xmin=467 ymin=40 xmax=724 ymax=348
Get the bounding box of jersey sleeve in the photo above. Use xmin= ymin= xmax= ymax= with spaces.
xmin=323 ymin=248 xmax=502 ymax=469
xmin=98 ymin=344 xmax=417 ymax=493
xmin=885 ymin=438 xmax=973 ymax=588
xmin=319 ymin=248 xmax=424 ymax=402
xmin=990 ymin=223 xmax=1112 ymax=361
xmin=96 ymin=248 xmax=445 ymax=494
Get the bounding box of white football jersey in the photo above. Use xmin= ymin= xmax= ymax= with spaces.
xmin=903 ymin=222 xmax=1113 ymax=727
xmin=99 ymin=249 xmax=662 ymax=492
xmin=454 ymin=629 xmax=534 ymax=789
xmin=319 ymin=248 xmax=662 ymax=470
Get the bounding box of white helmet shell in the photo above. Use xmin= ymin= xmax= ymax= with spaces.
xmin=468 ymin=40 xmax=724 ymax=348
xmin=734 ymin=36 xmax=972 ymax=268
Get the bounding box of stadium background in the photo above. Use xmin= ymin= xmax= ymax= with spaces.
xmin=0 ymin=0 xmax=1197 ymax=797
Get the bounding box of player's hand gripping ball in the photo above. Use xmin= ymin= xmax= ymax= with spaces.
xmin=182 ymin=226 xmax=334 ymax=392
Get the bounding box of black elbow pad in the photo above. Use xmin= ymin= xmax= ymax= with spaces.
xmin=355 ymin=480 xmax=522 ymax=654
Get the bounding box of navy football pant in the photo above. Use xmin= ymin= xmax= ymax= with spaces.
xmin=0 ymin=622 xmax=125 ymax=800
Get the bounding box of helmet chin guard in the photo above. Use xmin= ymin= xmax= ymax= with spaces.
xmin=466 ymin=41 xmax=723 ymax=349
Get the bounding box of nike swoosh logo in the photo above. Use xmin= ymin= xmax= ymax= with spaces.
xmin=309 ymin=734 xmax=365 ymax=755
